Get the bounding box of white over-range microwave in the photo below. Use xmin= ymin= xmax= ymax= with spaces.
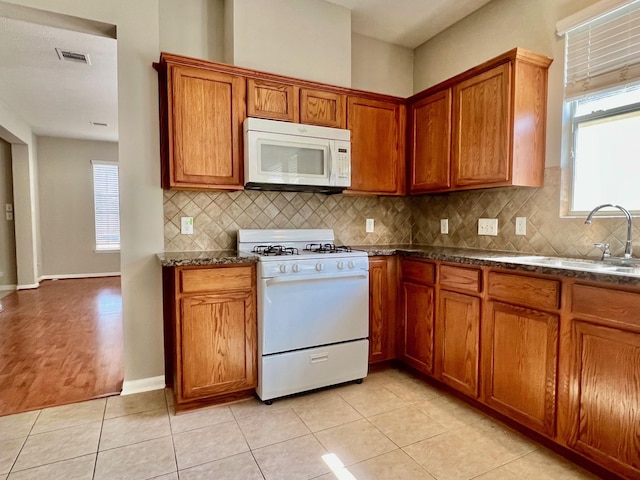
xmin=243 ymin=117 xmax=351 ymax=194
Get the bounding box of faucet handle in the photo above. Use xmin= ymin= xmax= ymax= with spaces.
xmin=594 ymin=243 xmax=611 ymax=259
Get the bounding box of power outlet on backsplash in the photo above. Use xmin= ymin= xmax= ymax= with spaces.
xmin=478 ymin=218 xmax=498 ymax=236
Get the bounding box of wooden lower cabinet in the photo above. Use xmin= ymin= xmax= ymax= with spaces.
xmin=164 ymin=264 xmax=257 ymax=410
xmin=560 ymin=283 xmax=640 ymax=479
xmin=368 ymin=257 xmax=397 ymax=363
xmin=399 ymin=260 xmax=435 ymax=374
xmin=436 ymin=290 xmax=480 ymax=397
xmin=482 ymin=300 xmax=558 ymax=437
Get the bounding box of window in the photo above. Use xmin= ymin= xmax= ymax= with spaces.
xmin=558 ymin=0 xmax=640 ymax=214
xmin=92 ymin=161 xmax=120 ymax=251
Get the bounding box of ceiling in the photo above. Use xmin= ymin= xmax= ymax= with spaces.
xmin=326 ymin=0 xmax=493 ymax=48
xmin=0 ymin=0 xmax=491 ymax=144
xmin=0 ymin=16 xmax=118 ymax=142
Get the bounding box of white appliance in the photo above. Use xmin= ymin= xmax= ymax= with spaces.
xmin=243 ymin=118 xmax=351 ymax=194
xmin=237 ymin=229 xmax=369 ymax=403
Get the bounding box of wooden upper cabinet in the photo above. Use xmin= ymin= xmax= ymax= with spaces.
xmin=161 ymin=62 xmax=246 ymax=189
xmin=246 ymin=79 xmax=298 ymax=122
xmin=452 ymin=63 xmax=511 ymax=187
xmin=300 ymin=88 xmax=346 ymax=128
xmin=408 ymin=48 xmax=551 ymax=194
xmin=348 ymin=96 xmax=405 ymax=195
xmin=409 ymin=89 xmax=452 ymax=193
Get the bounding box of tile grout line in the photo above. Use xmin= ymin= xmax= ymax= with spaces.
xmin=91 ymin=399 xmax=108 ymax=479
xmin=7 ymin=409 xmax=42 ymax=475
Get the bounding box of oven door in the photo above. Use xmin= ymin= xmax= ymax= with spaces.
xmin=259 ymin=270 xmax=369 ymax=355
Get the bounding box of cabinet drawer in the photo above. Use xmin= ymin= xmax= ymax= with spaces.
xmin=572 ymin=284 xmax=640 ymax=327
xmin=440 ymin=264 xmax=481 ymax=293
xmin=401 ymin=259 xmax=435 ymax=285
xmin=488 ymin=271 xmax=559 ymax=310
xmin=180 ymin=266 xmax=253 ymax=293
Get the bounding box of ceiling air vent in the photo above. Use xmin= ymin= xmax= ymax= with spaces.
xmin=55 ymin=48 xmax=91 ymax=65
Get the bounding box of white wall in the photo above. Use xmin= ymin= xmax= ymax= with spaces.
xmin=225 ymin=0 xmax=352 ymax=86
xmin=37 ymin=136 xmax=120 ymax=277
xmin=351 ymin=33 xmax=413 ymax=97
xmin=159 ymin=0 xmax=224 ymax=62
xmin=0 ymin=138 xmax=16 ymax=287
xmin=0 ymin=96 xmax=40 ymax=288
xmin=7 ymin=0 xmax=164 ymax=385
xmin=413 ymin=0 xmax=601 ymax=168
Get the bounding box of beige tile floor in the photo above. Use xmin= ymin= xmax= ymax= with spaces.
xmin=0 ymin=368 xmax=602 ymax=480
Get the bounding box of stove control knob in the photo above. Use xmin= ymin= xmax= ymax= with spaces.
xmin=292 ymin=264 xmax=300 ymax=273
xmin=279 ymin=264 xmax=288 ymax=273
xmin=315 ymin=262 xmax=324 ymax=271
xmin=348 ymin=261 xmax=355 ymax=269
xmin=337 ymin=261 xmax=344 ymax=270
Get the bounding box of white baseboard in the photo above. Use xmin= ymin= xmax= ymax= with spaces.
xmin=16 ymin=283 xmax=39 ymax=290
xmin=39 ymin=272 xmax=121 ymax=281
xmin=0 ymin=284 xmax=16 ymax=291
xmin=121 ymin=376 xmax=166 ymax=396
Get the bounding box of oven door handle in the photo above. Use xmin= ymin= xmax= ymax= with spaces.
xmin=265 ymin=271 xmax=368 ymax=285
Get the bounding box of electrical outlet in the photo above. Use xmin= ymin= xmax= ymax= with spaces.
xmin=366 ymin=218 xmax=374 ymax=233
xmin=478 ymin=218 xmax=498 ymax=236
xmin=515 ymin=217 xmax=527 ymax=235
xmin=181 ymin=216 xmax=194 ymax=235
xmin=440 ymin=218 xmax=449 ymax=234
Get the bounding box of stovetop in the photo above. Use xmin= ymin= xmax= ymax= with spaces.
xmin=238 ymin=229 xmax=367 ymax=262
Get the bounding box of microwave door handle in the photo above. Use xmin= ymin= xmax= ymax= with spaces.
xmin=328 ymin=142 xmax=337 ymax=183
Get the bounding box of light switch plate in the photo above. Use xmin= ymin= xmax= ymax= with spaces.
xmin=365 ymin=218 xmax=374 ymax=233
xmin=5 ymin=203 xmax=12 ymax=212
xmin=440 ymin=218 xmax=449 ymax=234
xmin=5 ymin=212 xmax=13 ymax=221
xmin=515 ymin=217 xmax=527 ymax=235
xmin=478 ymin=218 xmax=498 ymax=236
xmin=181 ymin=216 xmax=194 ymax=235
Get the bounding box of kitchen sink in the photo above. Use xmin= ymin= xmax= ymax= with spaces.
xmin=489 ymin=255 xmax=640 ymax=275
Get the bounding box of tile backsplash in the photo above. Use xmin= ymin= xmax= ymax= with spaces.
xmin=164 ymin=190 xmax=412 ymax=251
xmin=164 ymin=167 xmax=638 ymax=258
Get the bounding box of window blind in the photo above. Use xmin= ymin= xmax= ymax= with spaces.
xmin=92 ymin=161 xmax=120 ymax=251
xmin=563 ymin=0 xmax=640 ymax=99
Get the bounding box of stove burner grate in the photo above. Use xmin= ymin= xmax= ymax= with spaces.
xmin=304 ymin=243 xmax=353 ymax=254
xmin=253 ymin=245 xmax=299 ymax=256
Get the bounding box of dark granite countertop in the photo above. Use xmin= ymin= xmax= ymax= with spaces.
xmin=158 ymin=246 xmax=640 ymax=286
xmin=354 ymin=244 xmax=640 ymax=286
xmin=157 ymin=250 xmax=258 ymax=267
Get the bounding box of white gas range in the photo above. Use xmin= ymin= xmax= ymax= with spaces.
xmin=237 ymin=229 xmax=369 ymax=403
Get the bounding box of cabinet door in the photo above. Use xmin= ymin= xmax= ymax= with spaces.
xmin=348 ymin=97 xmax=404 ymax=194
xmin=565 ymin=320 xmax=640 ymax=479
xmin=483 ymin=301 xmax=558 ymax=436
xmin=247 ymin=79 xmax=297 ymax=122
xmin=436 ymin=290 xmax=480 ymax=397
xmin=400 ymin=280 xmax=435 ymax=374
xmin=452 ymin=63 xmax=511 ymax=188
xmin=169 ymin=65 xmax=245 ymax=188
xmin=179 ymin=291 xmax=256 ymax=400
xmin=300 ymin=88 xmax=346 ymax=128
xmin=409 ymin=89 xmax=451 ymax=193
xmin=369 ymin=257 xmax=396 ymax=363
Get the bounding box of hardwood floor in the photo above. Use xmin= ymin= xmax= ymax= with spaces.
xmin=0 ymin=277 xmax=123 ymax=416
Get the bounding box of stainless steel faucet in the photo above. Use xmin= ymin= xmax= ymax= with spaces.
xmin=585 ymin=204 xmax=633 ymax=259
